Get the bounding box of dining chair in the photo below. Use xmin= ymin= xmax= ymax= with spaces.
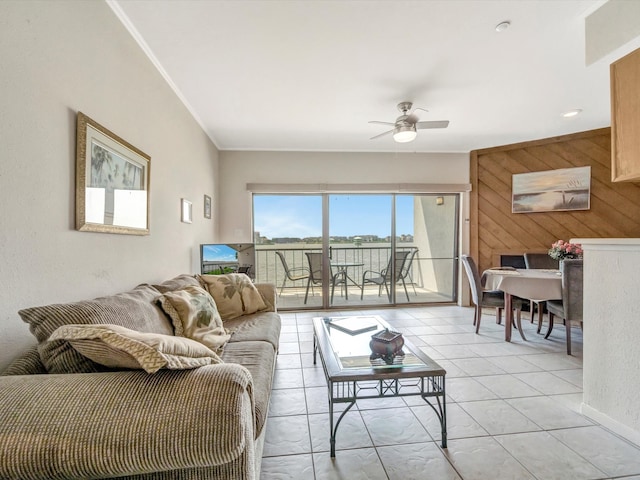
xmin=524 ymin=252 xmax=559 ymax=270
xmin=360 ymin=250 xmax=410 ymax=301
xmin=304 ymin=252 xmax=346 ymax=304
xmin=275 ymin=251 xmax=309 ymax=296
xmin=461 ymin=254 xmax=525 ymax=334
xmin=524 ymin=252 xmax=560 ymax=324
xmin=544 ymin=259 xmax=583 ymax=355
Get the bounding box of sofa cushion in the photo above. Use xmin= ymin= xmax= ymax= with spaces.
xmin=0 ymin=346 xmax=47 ymax=376
xmin=153 ymin=273 xmax=202 ymax=293
xmin=221 ymin=340 xmax=275 ymax=438
xmin=49 ymin=324 xmax=223 ymax=374
xmin=156 ymin=285 xmax=231 ymax=352
xmin=224 ymin=311 xmax=282 ymax=352
xmin=19 ymin=284 xmax=173 ymax=373
xmin=198 ymin=274 xmax=267 ymax=320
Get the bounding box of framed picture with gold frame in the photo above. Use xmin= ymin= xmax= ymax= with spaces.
xmin=75 ymin=112 xmax=150 ymax=235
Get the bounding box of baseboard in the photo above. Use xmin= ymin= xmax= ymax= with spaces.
xmin=581 ymin=403 xmax=640 ymax=447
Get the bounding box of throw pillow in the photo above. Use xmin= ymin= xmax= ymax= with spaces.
xmin=48 ymin=324 xmax=223 ymax=374
xmin=156 ymin=285 xmax=231 ymax=352
xmin=198 ymin=273 xmax=267 ymax=320
xmin=19 ymin=284 xmax=174 ymax=374
xmin=152 ymin=274 xmax=202 ymax=294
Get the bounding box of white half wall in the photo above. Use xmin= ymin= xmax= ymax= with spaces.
xmin=0 ymin=1 xmax=218 ymax=370
xmin=575 ymin=238 xmax=640 ymax=446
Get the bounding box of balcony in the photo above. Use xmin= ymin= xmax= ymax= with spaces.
xmin=254 ymin=244 xmax=456 ymax=309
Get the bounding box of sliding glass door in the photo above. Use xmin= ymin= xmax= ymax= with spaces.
xmin=395 ymin=194 xmax=459 ymax=304
xmin=253 ymin=195 xmax=324 ymax=308
xmin=252 ymin=192 xmax=459 ymax=310
xmin=328 ymin=194 xmax=392 ymax=307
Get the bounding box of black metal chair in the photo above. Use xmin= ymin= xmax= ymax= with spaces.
xmin=304 ymin=252 xmax=346 ymax=304
xmin=461 ymin=254 xmax=525 ymax=334
xmin=524 ymin=252 xmax=560 ymax=324
xmin=361 ymin=250 xmax=410 ymax=301
xmin=275 ymin=251 xmax=309 ymax=296
xmin=545 ymin=259 xmax=583 ymax=355
xmin=398 ymin=248 xmax=419 ymax=299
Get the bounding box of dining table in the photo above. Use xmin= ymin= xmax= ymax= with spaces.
xmin=481 ymin=268 xmax=562 ymax=342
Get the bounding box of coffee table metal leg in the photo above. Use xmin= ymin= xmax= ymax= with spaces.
xmin=422 ymin=377 xmax=447 ymax=448
xmin=328 ymin=381 xmax=356 ymax=457
xmin=313 ymin=334 xmax=317 ymax=364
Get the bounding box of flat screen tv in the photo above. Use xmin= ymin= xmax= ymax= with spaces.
xmin=200 ymin=243 xmax=255 ymax=278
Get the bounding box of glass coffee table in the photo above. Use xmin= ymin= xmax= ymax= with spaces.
xmin=313 ymin=315 xmax=447 ymax=457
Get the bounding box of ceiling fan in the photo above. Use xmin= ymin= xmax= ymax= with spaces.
xmin=369 ymin=101 xmax=449 ymax=143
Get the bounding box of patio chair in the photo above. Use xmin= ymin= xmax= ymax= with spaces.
xmin=398 ymin=248 xmax=419 ymax=299
xmin=545 ymin=259 xmax=583 ymax=355
xmin=304 ymin=252 xmax=346 ymax=304
xmin=275 ymin=251 xmax=309 ymax=296
xmin=524 ymin=252 xmax=560 ymax=324
xmin=461 ymin=254 xmax=525 ymax=334
xmin=360 ymin=250 xmax=411 ymax=301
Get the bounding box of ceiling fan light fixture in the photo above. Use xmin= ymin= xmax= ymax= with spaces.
xmin=393 ymin=125 xmax=417 ymax=143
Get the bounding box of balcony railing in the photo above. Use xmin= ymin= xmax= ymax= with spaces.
xmin=254 ymin=244 xmax=416 ymax=288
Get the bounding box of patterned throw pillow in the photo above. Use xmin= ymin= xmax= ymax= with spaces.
xmin=152 ymin=274 xmax=202 ymax=294
xmin=156 ymin=285 xmax=231 ymax=352
xmin=48 ymin=324 xmax=223 ymax=374
xmin=198 ymin=273 xmax=267 ymax=321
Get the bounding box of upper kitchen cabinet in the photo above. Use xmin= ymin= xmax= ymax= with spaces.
xmin=611 ymin=47 xmax=640 ymax=182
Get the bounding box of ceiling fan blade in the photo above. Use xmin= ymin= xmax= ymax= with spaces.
xmin=369 ymin=121 xmax=396 ymax=126
xmin=370 ymin=128 xmax=395 ymax=140
xmin=406 ymin=107 xmax=428 ymax=124
xmin=416 ymin=120 xmax=450 ymax=129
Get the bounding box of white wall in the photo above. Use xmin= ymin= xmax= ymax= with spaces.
xmin=577 ymin=238 xmax=640 ymax=446
xmin=0 ymin=1 xmax=218 ymax=369
xmin=218 ymin=150 xmax=470 ymax=242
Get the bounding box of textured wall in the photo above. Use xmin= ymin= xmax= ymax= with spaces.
xmin=0 ymin=1 xmax=218 ymax=369
xmin=580 ymin=239 xmax=640 ymax=446
xmin=470 ymin=128 xmax=640 ymax=274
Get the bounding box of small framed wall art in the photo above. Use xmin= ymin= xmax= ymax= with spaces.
xmin=181 ymin=198 xmax=193 ymax=224
xmin=75 ymin=112 xmax=150 ymax=235
xmin=204 ymin=194 xmax=212 ymax=219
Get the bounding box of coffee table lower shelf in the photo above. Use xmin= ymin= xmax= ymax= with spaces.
xmin=313 ymin=330 xmax=447 ymax=457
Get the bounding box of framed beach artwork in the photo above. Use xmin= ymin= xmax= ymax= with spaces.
xmin=76 ymin=112 xmax=150 ymax=235
xmin=512 ymin=166 xmax=591 ymax=214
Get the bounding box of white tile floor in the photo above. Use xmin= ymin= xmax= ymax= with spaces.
xmin=260 ymin=306 xmax=640 ymax=480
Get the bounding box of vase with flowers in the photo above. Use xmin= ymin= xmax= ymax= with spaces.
xmin=548 ymin=240 xmax=583 ymax=272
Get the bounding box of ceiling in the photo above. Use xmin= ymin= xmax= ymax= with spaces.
xmin=110 ymin=0 xmax=639 ymax=153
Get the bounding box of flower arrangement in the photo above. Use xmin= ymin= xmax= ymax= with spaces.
xmin=548 ymin=240 xmax=583 ymax=261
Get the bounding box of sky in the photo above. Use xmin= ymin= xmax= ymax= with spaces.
xmin=253 ymin=194 xmax=415 ymax=239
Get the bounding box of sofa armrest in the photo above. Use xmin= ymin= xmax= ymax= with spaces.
xmin=0 ymin=364 xmax=255 ymax=479
xmin=255 ymin=283 xmax=277 ymax=312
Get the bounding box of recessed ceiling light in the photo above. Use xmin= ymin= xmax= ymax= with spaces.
xmin=495 ymin=21 xmax=510 ymax=32
xmin=563 ymin=109 xmax=582 ymax=118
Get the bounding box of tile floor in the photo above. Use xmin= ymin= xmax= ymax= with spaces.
xmin=260 ymin=305 xmax=640 ymax=480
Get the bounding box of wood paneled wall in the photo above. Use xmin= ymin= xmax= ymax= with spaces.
xmin=470 ymin=128 xmax=640 ymax=274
